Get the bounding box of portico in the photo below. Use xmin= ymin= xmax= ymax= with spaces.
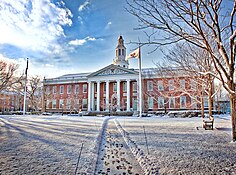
xmin=87 ymin=64 xmax=139 ymax=112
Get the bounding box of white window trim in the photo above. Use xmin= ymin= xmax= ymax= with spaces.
xmin=113 ymin=82 xmax=117 ymax=92
xmin=52 ymin=100 xmax=57 ymax=109
xmin=158 ymin=97 xmax=165 ymax=109
xmin=168 ymin=80 xmax=174 ymax=91
xmin=53 ymin=86 xmax=57 ymax=94
xmin=148 ymin=97 xmax=154 ymax=109
xmin=123 ymin=82 xmax=127 ymax=92
xmin=60 ymin=86 xmax=64 ymax=94
xmin=180 ymin=80 xmax=185 ymax=90
xmin=75 ymin=85 xmax=79 ymax=94
xmin=133 ymin=82 xmax=137 ymax=92
xmin=158 ymin=80 xmax=164 ymax=91
xmin=169 ymin=97 xmax=175 ymax=109
xmin=83 ymin=84 xmax=87 ymax=93
xmin=67 ymin=85 xmax=72 ymax=94
xmin=180 ymin=96 xmax=186 ymax=108
xmin=147 ymin=81 xmax=153 ymax=91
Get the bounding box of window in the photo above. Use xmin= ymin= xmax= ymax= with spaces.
xmin=122 ymin=49 xmax=125 ymax=56
xmin=203 ymin=96 xmax=208 ymax=108
xmin=46 ymin=100 xmax=50 ymax=109
xmin=82 ymin=99 xmax=87 ymax=109
xmin=83 ymin=84 xmax=87 ymax=93
xmin=118 ymin=49 xmax=121 ymax=56
xmin=67 ymin=85 xmax=72 ymax=94
xmin=158 ymin=80 xmax=164 ymax=91
xmin=168 ymin=80 xmax=174 ymax=91
xmin=147 ymin=81 xmax=153 ymax=91
xmin=180 ymin=96 xmax=186 ymax=108
xmin=66 ymin=99 xmax=71 ymax=109
xmin=133 ymin=82 xmax=137 ymax=92
xmin=52 ymin=100 xmax=56 ymax=109
xmin=74 ymin=99 xmax=80 ymax=108
xmin=158 ymin=97 xmax=165 ymax=109
xmin=104 ymin=83 xmax=106 ymax=92
xmin=53 ymin=86 xmax=57 ymax=94
xmin=59 ymin=99 xmax=64 ymax=109
xmin=132 ymin=97 xmax=137 ymax=110
xmin=113 ymin=82 xmax=117 ymax=92
xmin=169 ymin=97 xmax=175 ymax=108
xmin=75 ymin=85 xmax=79 ymax=94
xmin=191 ymin=80 xmax=197 ymax=90
xmin=180 ymin=80 xmax=185 ymax=90
xmin=94 ymin=83 xmax=97 ymax=93
xmin=46 ymin=86 xmax=50 ymax=94
xmin=148 ymin=97 xmax=154 ymax=109
xmin=191 ymin=97 xmax=197 ymax=109
xmin=123 ymin=82 xmax=127 ymax=92
xmin=60 ymin=85 xmax=64 ymax=94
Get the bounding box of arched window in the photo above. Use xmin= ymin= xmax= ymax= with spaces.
xmin=122 ymin=49 xmax=125 ymax=56
xmin=118 ymin=49 xmax=121 ymax=56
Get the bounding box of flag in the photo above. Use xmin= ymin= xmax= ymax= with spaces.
xmin=126 ymin=47 xmax=140 ymax=60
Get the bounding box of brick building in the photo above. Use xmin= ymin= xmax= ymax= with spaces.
xmin=0 ymin=91 xmax=24 ymax=113
xmin=43 ymin=36 xmax=204 ymax=114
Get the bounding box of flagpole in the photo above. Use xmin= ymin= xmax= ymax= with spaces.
xmin=138 ymin=47 xmax=142 ymax=117
xmin=23 ymin=58 xmax=28 ymax=116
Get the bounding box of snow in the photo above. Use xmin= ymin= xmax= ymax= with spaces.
xmin=0 ymin=114 xmax=236 ymax=174
xmin=0 ymin=115 xmax=104 ymax=175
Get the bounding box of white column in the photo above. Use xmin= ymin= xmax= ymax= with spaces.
xmin=91 ymin=82 xmax=95 ymax=111
xmin=106 ymin=80 xmax=109 ymax=111
xmin=117 ymin=80 xmax=121 ymax=111
xmin=126 ymin=79 xmax=131 ymax=111
xmin=87 ymin=81 xmax=91 ymax=111
xmin=96 ymin=81 xmax=100 ymax=111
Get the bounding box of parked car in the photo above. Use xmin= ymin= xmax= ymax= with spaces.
xmin=42 ymin=112 xmax=52 ymax=116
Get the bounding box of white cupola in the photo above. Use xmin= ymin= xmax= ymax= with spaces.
xmin=113 ymin=36 xmax=129 ymax=68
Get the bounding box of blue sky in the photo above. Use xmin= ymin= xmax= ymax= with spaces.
xmin=0 ymin=0 xmax=160 ymax=78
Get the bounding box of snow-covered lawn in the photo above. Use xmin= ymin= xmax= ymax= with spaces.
xmin=117 ymin=115 xmax=236 ymax=174
xmin=0 ymin=114 xmax=236 ymax=175
xmin=0 ymin=115 xmax=104 ymax=175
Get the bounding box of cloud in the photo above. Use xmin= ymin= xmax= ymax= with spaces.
xmin=69 ymin=36 xmax=96 ymax=46
xmin=0 ymin=0 xmax=73 ymax=55
xmin=78 ymin=0 xmax=90 ymax=12
xmin=105 ymin=21 xmax=112 ymax=30
xmin=78 ymin=16 xmax=84 ymax=24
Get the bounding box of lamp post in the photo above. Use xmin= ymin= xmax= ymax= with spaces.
xmin=62 ymin=103 xmax=64 ymax=116
xmin=23 ymin=58 xmax=29 ymax=116
xmin=108 ymin=103 xmax=111 ymax=117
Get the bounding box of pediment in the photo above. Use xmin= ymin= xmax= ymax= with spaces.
xmin=88 ymin=64 xmax=138 ymax=77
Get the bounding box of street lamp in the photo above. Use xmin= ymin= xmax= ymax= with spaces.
xmin=62 ymin=103 xmax=64 ymax=116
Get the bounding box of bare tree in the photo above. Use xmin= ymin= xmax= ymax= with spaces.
xmin=127 ymin=0 xmax=236 ymax=141
xmin=28 ymin=76 xmax=42 ymax=111
xmin=0 ymin=60 xmax=19 ymax=92
xmin=143 ymin=68 xmax=203 ymax=114
xmin=162 ymin=42 xmax=220 ymax=119
xmin=42 ymin=79 xmax=53 ymax=113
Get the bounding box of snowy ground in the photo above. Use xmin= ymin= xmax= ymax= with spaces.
xmin=0 ymin=114 xmax=236 ymax=175
xmin=0 ymin=115 xmax=104 ymax=175
xmin=117 ymin=115 xmax=236 ymax=174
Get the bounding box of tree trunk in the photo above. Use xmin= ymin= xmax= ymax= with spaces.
xmin=201 ymin=96 xmax=204 ymax=118
xmin=201 ymin=83 xmax=205 ymax=118
xmin=208 ymin=80 xmax=213 ymax=117
xmin=230 ymin=96 xmax=236 ymax=142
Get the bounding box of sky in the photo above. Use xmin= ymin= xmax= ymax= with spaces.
xmin=0 ymin=0 xmax=161 ymax=78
